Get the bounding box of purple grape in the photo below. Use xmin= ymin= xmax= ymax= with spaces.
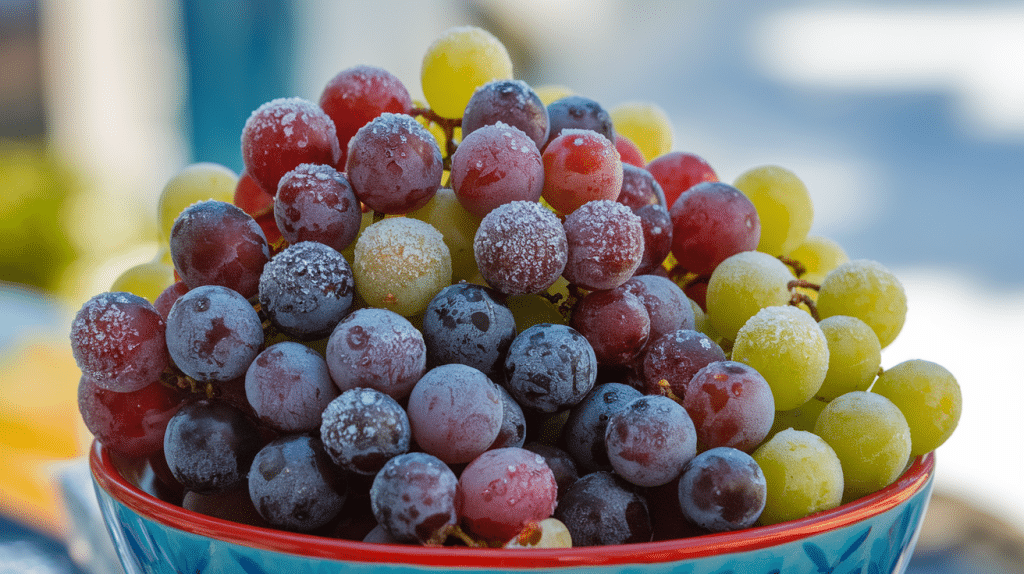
xmin=320 ymin=387 xmax=411 ymax=475
xmin=621 ymin=274 xmax=695 ymax=343
xmin=605 ymin=394 xmax=697 ymax=487
xmin=641 ymin=329 xmax=726 ymax=399
xmin=523 ymin=441 xmax=579 ymax=499
xmin=325 ymin=307 xmax=426 ymax=400
xmin=677 ymin=447 xmax=766 ymax=532
xmin=248 ymin=434 xmax=347 ymax=531
xmin=473 ymin=200 xmax=568 ymax=296
xmin=462 ymin=79 xmax=549 ymax=151
xmin=683 ymin=360 xmax=775 ymax=452
xmin=490 ymin=383 xmax=527 ymax=449
xmin=553 ymin=471 xmax=651 ymax=546
xmin=633 ymin=204 xmax=673 ymax=276
xmin=244 ymin=341 xmax=338 ymax=433
xmin=163 ymin=399 xmax=261 ymax=494
xmin=258 ymin=240 xmax=354 ymax=340
xmin=369 ymin=452 xmax=458 ymax=544
xmin=503 ymin=323 xmax=597 ymax=413
xmin=544 ymin=95 xmax=614 ymax=149
xmin=561 ymin=382 xmax=642 ymax=473
xmin=273 ymin=163 xmax=362 ymax=252
xmin=421 ymin=282 xmax=516 ymax=380
xmin=616 ymin=163 xmax=666 ymax=210
xmin=570 ymin=286 xmax=650 ymax=366
xmin=562 ymin=200 xmax=645 ymax=291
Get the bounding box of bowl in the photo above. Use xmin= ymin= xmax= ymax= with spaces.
xmin=90 ymin=440 xmax=934 ymax=574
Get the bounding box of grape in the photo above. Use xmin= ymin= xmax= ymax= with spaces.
xmin=153 ymin=280 xmax=190 ymax=320
xmin=561 ymin=382 xmax=643 ymax=473
xmin=633 ymin=204 xmax=673 ymax=276
xmin=562 ymin=200 xmax=644 ymax=291
xmin=273 ymin=163 xmax=362 ymax=252
xmin=462 ymin=79 xmax=549 ymax=151
xmin=491 ymin=383 xmax=527 ymax=449
xmin=244 ymin=341 xmax=337 ymax=433
xmin=553 ymin=471 xmax=651 ymax=546
xmin=320 ymin=387 xmax=411 ymax=475
xmin=605 ymin=394 xmax=697 ymax=487
xmin=751 ymin=428 xmax=844 ymax=525
xmin=646 ymin=151 xmax=718 ymax=210
xmin=788 ymin=235 xmax=848 ymax=284
xmin=816 ymin=315 xmax=882 ymax=400
xmin=110 ymin=258 xmax=176 ymax=303
xmin=258 ymin=241 xmax=354 ymax=340
xmin=615 ymin=135 xmax=646 ymax=167
xmin=570 ymin=286 xmax=650 ymax=366
xmin=241 ymin=97 xmax=341 ymax=194
xmin=504 ymin=518 xmax=573 ymax=548
xmin=325 ymin=307 xmax=426 ymax=400
xmin=640 ymin=329 xmax=726 ymax=400
xmin=732 ymin=165 xmax=813 ymax=257
xmin=352 ymin=217 xmax=451 ymax=316
xmin=813 ymin=391 xmax=912 ymax=500
xmin=370 ymin=452 xmax=458 ymax=544
xmin=872 ymin=359 xmax=962 ymax=456
xmin=817 ymin=259 xmax=907 ymax=348
xmin=473 ymin=200 xmax=567 ymax=296
xmin=421 ymin=282 xmax=516 ymax=380
xmin=523 ymin=442 xmax=579 ymax=498
xmin=406 ymin=188 xmax=482 ymax=283
xmin=169 ymin=199 xmax=270 ymax=299
xmin=542 ymin=129 xmax=623 ymax=215
xmin=677 ymin=447 xmax=766 ymax=532
xmin=669 ymin=181 xmax=761 ymax=276
xmin=503 ymin=323 xmax=598 ymax=413
xmin=70 ymin=291 xmax=170 ymax=393
xmin=406 ymin=363 xmax=503 ymax=464
xmin=420 ymin=26 xmax=513 ymax=118
xmin=609 ymin=101 xmax=673 ymax=163
xmin=163 ymin=399 xmax=262 ymax=494
xmin=621 ymin=274 xmax=695 ymax=343
xmin=157 ymin=162 xmax=238 ymax=245
xmin=683 ymin=361 xmax=775 ymax=452
xmin=617 ymin=163 xmax=666 ymax=210
xmin=455 ymin=447 xmax=558 ymax=542
xmin=164 ymin=285 xmax=264 ymax=383
xmin=345 ymin=113 xmax=443 ymax=214
xmin=233 ymin=170 xmax=281 ymax=245
xmin=545 ymin=95 xmax=615 ymax=148
xmin=767 ymin=397 xmax=828 ymax=440
xmin=450 ymin=122 xmax=544 ymax=218
xmin=77 ymin=375 xmax=183 ymax=458
xmin=705 ymin=250 xmax=794 ymax=342
xmin=248 ymin=435 xmax=346 ymax=532
xmin=732 ymin=305 xmax=829 ymax=412
xmin=318 ymin=64 xmax=413 ymax=167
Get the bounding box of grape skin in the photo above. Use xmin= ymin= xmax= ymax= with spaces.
xmin=78 ymin=375 xmax=183 ymax=458
xmin=273 ymin=163 xmax=362 ymax=253
xmin=705 ymin=250 xmax=794 ymax=342
xmin=640 ymin=329 xmax=726 ymax=400
xmin=604 ymin=394 xmax=697 ymax=487
xmin=320 ymin=387 xmax=411 ymax=475
xmin=473 ymin=200 xmax=567 ymax=296
xmin=370 ymin=452 xmax=458 ymax=544
xmin=669 ymin=181 xmax=761 ymax=276
xmin=683 ymin=361 xmax=775 ymax=453
xmin=451 ymin=122 xmax=544 ymax=218
xmin=542 ymin=130 xmax=624 ymax=215
xmin=324 ymin=307 xmax=426 ymax=400
xmin=258 ymin=241 xmax=355 ymax=340
xmin=248 ymin=435 xmax=347 ymax=532
xmin=244 ymin=341 xmax=337 ymax=433
xmin=817 ymin=259 xmax=908 ymax=349
xmin=872 ymin=359 xmax=962 ymax=456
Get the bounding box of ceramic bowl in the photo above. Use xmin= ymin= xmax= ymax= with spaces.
xmin=90 ymin=441 xmax=934 ymax=574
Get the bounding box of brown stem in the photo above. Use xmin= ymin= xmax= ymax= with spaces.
xmin=778 ymin=255 xmax=807 ymax=278
xmin=788 ymin=291 xmax=820 ymax=321
xmin=787 ymin=279 xmax=820 ymax=292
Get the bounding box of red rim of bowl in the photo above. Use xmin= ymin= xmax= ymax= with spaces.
xmin=90 ymin=441 xmax=934 ymax=568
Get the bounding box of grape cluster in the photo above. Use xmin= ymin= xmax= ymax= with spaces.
xmin=73 ymin=25 xmax=962 ymax=550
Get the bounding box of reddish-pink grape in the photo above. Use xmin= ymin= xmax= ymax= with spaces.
xmin=542 ymin=129 xmax=623 ymax=214
xmin=153 ymin=281 xmax=189 ymax=320
xmin=641 ymin=329 xmax=726 ymax=399
xmin=669 ymin=181 xmax=760 ymax=276
xmin=451 ymin=122 xmax=544 ymax=218
xmin=646 ymin=151 xmax=718 ymax=209
xmin=474 ymin=200 xmax=567 ymax=295
xmin=615 ymin=135 xmax=646 ymax=168
xmin=563 ymin=200 xmax=644 ymax=290
xmin=319 ymin=65 xmax=412 ymax=167
xmin=77 ymin=375 xmax=184 ymax=459
xmin=632 ymin=204 xmax=673 ymax=276
xmin=233 ymin=170 xmax=281 ymax=245
xmin=325 ymin=308 xmax=426 ymax=400
xmin=273 ymin=163 xmax=362 ymax=252
xmin=616 ymin=163 xmax=665 ymax=210
xmin=570 ymin=286 xmax=650 ymax=366
xmin=683 ymin=361 xmax=775 ymax=452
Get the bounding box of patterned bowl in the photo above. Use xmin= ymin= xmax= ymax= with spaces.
xmin=90 ymin=440 xmax=934 ymax=574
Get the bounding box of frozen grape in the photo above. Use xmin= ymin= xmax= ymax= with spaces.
xmin=561 ymin=382 xmax=643 ymax=473
xmin=554 ymin=471 xmax=651 ymax=546
xmin=604 ymin=394 xmax=697 ymax=487
xmin=669 ymin=181 xmax=760 ymax=276
xmin=562 ymin=199 xmax=644 ymax=291
xmin=474 ymin=200 xmax=567 ymax=295
xmin=421 ymin=26 xmax=513 ymax=119
xmin=462 ymin=79 xmax=549 ymax=151
xmin=273 ymin=163 xmax=362 ymax=252
xmin=570 ymin=286 xmax=650 ymax=366
xmin=683 ymin=361 xmax=775 ymax=452
xmin=620 ymin=274 xmax=695 ymax=343
xmin=705 ymin=250 xmax=793 ymax=342
xmin=320 ymin=387 xmax=411 ymax=475
xmin=503 ymin=323 xmax=598 ymax=413
xmin=609 ymin=101 xmax=673 ymax=162
xmin=816 ymin=315 xmax=882 ymax=400
xmin=319 ymin=64 xmax=412 ymax=167
xmin=244 ymin=342 xmax=337 ymax=433
xmin=370 ymin=452 xmax=458 ymax=544
xmin=248 ymin=435 xmax=346 ymax=531
xmin=78 ymin=375 xmax=183 ymax=459
xmin=633 ymin=203 xmax=673 ymax=275
xmin=640 ymin=329 xmax=726 ymax=399
xmin=258 ymin=240 xmax=354 ymax=340
xmin=406 ymin=187 xmax=482 ymax=283
xmin=544 ymin=95 xmax=614 ymax=147
xmin=752 ymin=428 xmax=844 ymax=525
xmin=325 ymin=307 xmax=426 ymax=400
xmin=451 ymin=122 xmax=544 ymax=218
xmin=677 ymin=447 xmax=766 ymax=532
xmin=646 ymin=151 xmax=718 ymax=209
xmin=817 ymin=259 xmax=907 ymax=348
xmin=872 ymin=359 xmax=962 ymax=456
xmin=163 ymin=399 xmax=262 ymax=494
xmin=490 ymin=383 xmax=527 ymax=449
xmin=542 ymin=129 xmax=623 ymax=215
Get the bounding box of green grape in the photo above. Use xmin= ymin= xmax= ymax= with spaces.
xmin=157 ymin=162 xmax=238 ymax=245
xmin=732 ymin=305 xmax=829 ymax=411
xmin=816 ymin=315 xmax=882 ymax=400
xmin=609 ymin=101 xmax=673 ymax=163
xmin=504 ymin=517 xmax=573 ymax=548
xmin=406 ymin=188 xmax=481 ymax=283
xmin=733 ymin=165 xmax=813 ymax=257
xmin=421 ymin=26 xmax=513 ymax=119
xmin=352 ymin=217 xmax=451 ymax=317
xmin=789 ymin=235 xmax=848 ymax=285
xmin=817 ymin=259 xmax=907 ymax=348
xmin=752 ymin=428 xmax=843 ymax=525
xmin=767 ymin=396 xmax=829 ymax=440
xmin=705 ymin=251 xmax=794 ymax=342
xmin=505 ymin=293 xmax=566 ymax=332
xmin=110 ymin=257 xmax=176 ymax=303
xmin=813 ymin=391 xmax=912 ymax=501
xmin=871 ymin=359 xmax=961 ymax=456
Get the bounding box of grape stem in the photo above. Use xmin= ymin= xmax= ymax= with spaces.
xmin=778 ymin=255 xmax=807 ymax=278
xmin=411 ymin=106 xmax=461 ymax=170
xmin=786 ymin=280 xmax=821 ymax=321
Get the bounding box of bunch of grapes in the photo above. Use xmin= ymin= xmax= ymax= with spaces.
xmin=72 ymin=25 xmax=962 ymax=548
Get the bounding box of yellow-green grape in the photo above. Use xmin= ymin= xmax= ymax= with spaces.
xmin=689 ymin=296 xmax=708 ymax=335
xmin=421 ymin=26 xmax=513 ymax=119
xmin=534 ymin=84 xmax=575 ymax=106
xmin=705 ymin=251 xmax=794 ymax=342
xmin=733 ymin=165 xmax=813 ymax=257
xmin=752 ymin=428 xmax=844 ymax=525
xmin=110 ymin=257 xmax=176 ymax=302
xmin=406 ymin=188 xmax=481 ymax=283
xmin=871 ymin=359 xmax=962 ymax=456
xmin=813 ymin=391 xmax=912 ymax=501
xmin=504 ymin=518 xmax=573 ymax=548
xmin=608 ymin=101 xmax=673 ymax=163
xmin=157 ymin=162 xmax=238 ymax=245
xmin=789 ymin=235 xmax=848 ymax=285
xmin=506 ymin=294 xmax=566 ymax=332
xmin=352 ymin=217 xmax=451 ymax=317
xmin=767 ymin=397 xmax=829 ymax=440
xmin=732 ymin=305 xmax=829 ymax=411
xmin=816 ymin=315 xmax=882 ymax=401
xmin=816 ymin=259 xmax=907 ymax=348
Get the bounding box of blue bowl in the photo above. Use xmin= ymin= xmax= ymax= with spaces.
xmin=90 ymin=441 xmax=934 ymax=574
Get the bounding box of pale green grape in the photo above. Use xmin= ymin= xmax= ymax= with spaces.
xmin=733 ymin=165 xmax=813 ymax=257
xmin=816 ymin=315 xmax=882 ymax=401
xmin=789 ymin=235 xmax=849 ymax=285
xmin=872 ymin=359 xmax=961 ymax=456
xmin=505 ymin=293 xmax=566 ymax=332
xmin=157 ymin=162 xmax=237 ymax=245
xmin=352 ymin=218 xmax=451 ymax=317
xmin=110 ymin=257 xmax=176 ymax=303
xmin=752 ymin=428 xmax=844 ymax=525
xmin=817 ymin=259 xmax=907 ymax=348
xmin=813 ymin=391 xmax=912 ymax=501
xmin=421 ymin=26 xmax=513 ymax=119
xmin=609 ymin=101 xmax=673 ymax=163
xmin=406 ymin=188 xmax=481 ymax=283
xmin=767 ymin=396 xmax=828 ymax=440
xmin=732 ymin=305 xmax=829 ymax=411
xmin=504 ymin=518 xmax=573 ymax=548
xmin=705 ymin=251 xmax=793 ymax=342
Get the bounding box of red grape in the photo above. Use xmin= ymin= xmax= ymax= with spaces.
xmin=473 ymin=201 xmax=567 ymax=295
xmin=77 ymin=375 xmax=184 ymax=458
xmin=318 ymin=65 xmax=412 ymax=167
xmin=241 ymin=97 xmax=341 ymax=193
xmin=563 ymin=200 xmax=644 ymax=291
xmin=451 ymin=122 xmax=544 ymax=218
xmin=669 ymin=181 xmax=760 ymax=276
xmin=273 ymin=163 xmax=362 ymax=252
xmin=646 ymin=151 xmax=718 ymax=209
xmin=542 ymin=129 xmax=623 ymax=214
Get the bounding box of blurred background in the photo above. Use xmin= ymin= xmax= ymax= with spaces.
xmin=1 ymin=0 xmax=1022 ymax=572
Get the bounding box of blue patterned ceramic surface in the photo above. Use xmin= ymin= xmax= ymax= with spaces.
xmin=90 ymin=442 xmax=934 ymax=574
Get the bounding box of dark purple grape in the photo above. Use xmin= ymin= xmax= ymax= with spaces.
xmin=369 ymin=452 xmax=458 ymax=544
xmin=553 ymin=471 xmax=651 ymax=546
xmin=325 ymin=307 xmax=426 ymax=400
xmin=503 ymin=323 xmax=597 ymax=413
xmin=422 ymin=283 xmax=516 ymax=379
xmin=490 ymin=383 xmax=527 ymax=449
xmin=258 ymin=240 xmax=354 ymax=340
xmin=621 ymin=274 xmax=695 ymax=343
xmin=523 ymin=441 xmax=579 ymax=499
xmin=163 ymin=399 xmax=261 ymax=494
xmin=570 ymin=286 xmax=650 ymax=366
xmin=605 ymin=394 xmax=697 ymax=487
xmin=561 ymin=382 xmax=643 ymax=473
xmin=544 ymin=95 xmax=614 ymax=149
xmin=248 ymin=434 xmax=347 ymax=531
xmin=616 ymin=163 xmax=666 ymax=210
xmin=273 ymin=163 xmax=362 ymax=253
xmin=677 ymin=447 xmax=766 ymax=531
xmin=244 ymin=341 xmax=338 ymax=433
xmin=633 ymin=204 xmax=673 ymax=276
xmin=320 ymin=387 xmax=411 ymax=475
xmin=462 ymin=79 xmax=549 ymax=151
xmin=641 ymin=329 xmax=726 ymax=399
xmin=164 ymin=285 xmax=264 ymax=383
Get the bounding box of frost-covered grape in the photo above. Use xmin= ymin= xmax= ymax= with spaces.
xmin=258 ymin=241 xmax=354 ymax=340
xmin=542 ymin=129 xmax=623 ymax=215
xmin=621 ymin=274 xmax=695 ymax=343
xmin=817 ymin=259 xmax=907 ymax=348
xmin=320 ymin=387 xmax=411 ymax=475
xmin=163 ymin=399 xmax=261 ymax=494
xmin=421 ymin=282 xmax=516 ymax=379
xmin=451 ymin=122 xmax=544 ymax=218
xmin=604 ymin=394 xmax=697 ymax=487
xmin=248 ymin=435 xmax=346 ymax=532
xmin=683 ymin=361 xmax=775 ymax=452
xmin=503 ymin=323 xmax=598 ymax=413
xmin=325 ymin=307 xmax=426 ymax=400
xmin=561 ymin=382 xmax=643 ymax=473
xmin=474 ymin=200 xmax=567 ymax=296
xmin=677 ymin=447 xmax=766 ymax=532
xmin=669 ymin=181 xmax=760 ymax=276
xmin=273 ymin=163 xmax=362 ymax=252
xmin=245 ymin=341 xmax=337 ymax=433
xmin=705 ymin=250 xmax=793 ymax=342
xmin=78 ymin=376 xmax=183 ymax=459
xmin=872 ymin=359 xmax=962 ymax=456
xmin=640 ymin=329 xmax=726 ymax=399
xmin=544 ymin=95 xmax=614 ymax=147
xmin=752 ymin=428 xmax=844 ymax=525
xmin=554 ymin=471 xmax=651 ymax=546
xmin=562 ymin=200 xmax=643 ymax=291
xmin=571 ymin=286 xmax=650 ymax=366
xmin=462 ymin=79 xmax=549 ymax=151
xmin=816 ymin=315 xmax=882 ymax=400
xmin=491 ymin=384 xmax=527 ymax=449
xmin=369 ymin=452 xmax=458 ymax=544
